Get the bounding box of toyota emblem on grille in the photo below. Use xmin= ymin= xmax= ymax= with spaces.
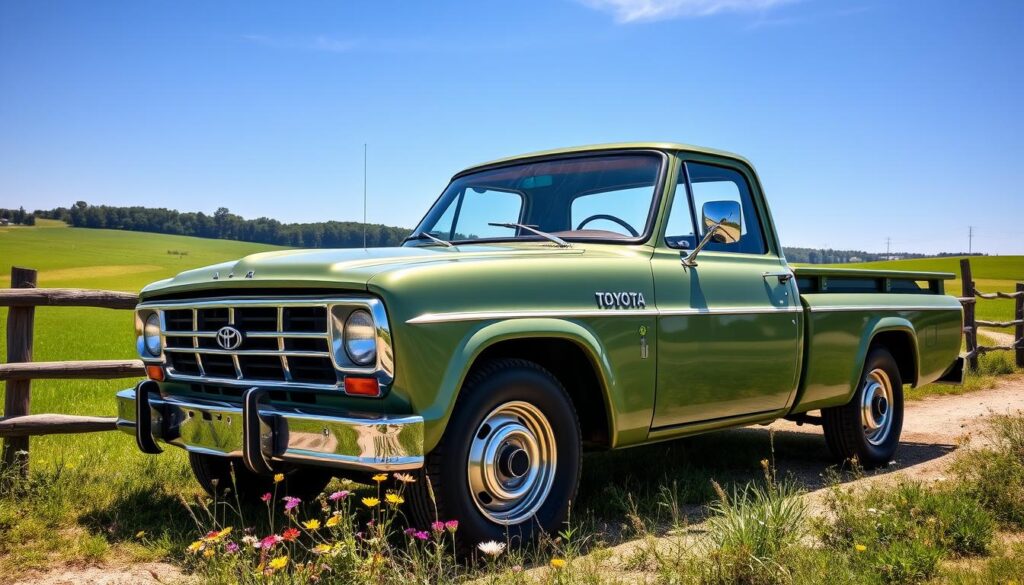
xmin=216 ymin=326 xmax=243 ymax=350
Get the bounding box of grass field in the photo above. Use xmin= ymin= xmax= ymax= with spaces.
xmin=0 ymin=223 xmax=1021 ymax=579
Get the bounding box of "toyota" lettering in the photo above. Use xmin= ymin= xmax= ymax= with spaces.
xmin=594 ymin=291 xmax=646 ymax=309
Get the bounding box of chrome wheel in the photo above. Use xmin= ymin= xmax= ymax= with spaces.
xmin=861 ymin=368 xmax=894 ymax=446
xmin=467 ymin=401 xmax=557 ymax=525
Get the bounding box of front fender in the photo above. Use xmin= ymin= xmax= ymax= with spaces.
xmin=415 ymin=318 xmax=619 ymax=453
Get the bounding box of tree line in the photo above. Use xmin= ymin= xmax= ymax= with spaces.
xmin=0 ymin=207 xmax=36 ymax=225
xmin=35 ymin=202 xmax=412 ymax=248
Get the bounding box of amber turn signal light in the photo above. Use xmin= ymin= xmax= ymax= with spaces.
xmin=344 ymin=376 xmax=380 ymax=397
xmin=145 ymin=365 xmax=165 ymax=381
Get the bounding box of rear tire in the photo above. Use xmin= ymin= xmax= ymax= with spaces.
xmin=822 ymin=347 xmax=904 ymax=468
xmin=408 ymin=358 xmax=582 ymax=553
xmin=189 ymin=453 xmax=333 ymax=504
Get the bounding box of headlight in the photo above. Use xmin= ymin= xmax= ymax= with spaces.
xmin=143 ymin=312 xmax=162 ymax=357
xmin=344 ymin=309 xmax=377 ymax=366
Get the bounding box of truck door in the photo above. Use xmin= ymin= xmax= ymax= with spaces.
xmin=650 ymin=158 xmax=802 ymax=429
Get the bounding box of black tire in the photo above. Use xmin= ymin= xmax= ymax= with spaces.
xmin=822 ymin=347 xmax=904 ymax=468
xmin=408 ymin=358 xmax=582 ymax=553
xmin=189 ymin=453 xmax=333 ymax=504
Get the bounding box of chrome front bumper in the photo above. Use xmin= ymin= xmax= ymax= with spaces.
xmin=116 ymin=383 xmax=424 ymax=473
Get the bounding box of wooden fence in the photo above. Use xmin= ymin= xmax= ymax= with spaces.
xmin=1 ymin=267 xmax=144 ymax=478
xmin=959 ymin=258 xmax=1024 ymax=371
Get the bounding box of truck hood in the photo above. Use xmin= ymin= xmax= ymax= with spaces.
xmin=139 ymin=244 xmax=586 ymax=299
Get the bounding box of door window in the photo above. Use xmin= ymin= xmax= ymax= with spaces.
xmin=664 ymin=161 xmax=767 ymax=254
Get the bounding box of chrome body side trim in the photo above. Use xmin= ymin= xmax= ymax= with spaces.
xmin=807 ymin=305 xmax=961 ymax=313
xmin=407 ymin=305 xmax=803 ymax=324
xmin=116 ymin=388 xmax=423 ymax=472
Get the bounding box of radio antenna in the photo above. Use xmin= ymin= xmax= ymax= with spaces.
xmin=366 ymin=145 xmax=370 ymax=251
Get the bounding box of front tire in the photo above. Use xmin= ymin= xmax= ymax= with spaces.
xmin=189 ymin=453 xmax=333 ymax=504
xmin=408 ymin=358 xmax=582 ymax=552
xmin=822 ymin=347 xmax=904 ymax=468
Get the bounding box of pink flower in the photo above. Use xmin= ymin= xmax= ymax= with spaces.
xmin=259 ymin=535 xmax=282 ymax=549
xmin=225 ymin=541 xmax=239 ymax=554
xmin=405 ymin=527 xmax=418 ymax=536
xmin=431 ymin=521 xmax=445 ymax=533
xmin=328 ymin=490 xmax=350 ymax=502
xmin=445 ymin=520 xmax=459 ymax=533
xmin=283 ymin=496 xmax=301 ymax=512
xmin=260 ymin=493 xmax=272 ymax=503
xmin=414 ymin=531 xmax=430 ymax=541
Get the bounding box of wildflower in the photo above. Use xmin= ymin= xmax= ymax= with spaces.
xmin=282 ymin=528 xmax=301 ymax=541
xmin=203 ymin=548 xmax=215 ymax=558
xmin=362 ymin=497 xmax=380 ymax=508
xmin=303 ymin=519 xmax=321 ymax=530
xmin=550 ymin=558 xmax=566 ymax=569
xmin=242 ymin=535 xmax=259 ymax=548
xmin=225 ymin=542 xmax=240 ymax=554
xmin=445 ymin=520 xmax=459 ymax=532
xmin=187 ymin=540 xmax=204 ymax=554
xmin=854 ymin=544 xmax=867 ymax=552
xmin=372 ymin=473 xmax=388 ymax=483
xmin=283 ymin=496 xmax=301 ymax=512
xmin=385 ymin=492 xmax=405 ymax=506
xmin=268 ymin=556 xmax=289 ymax=571
xmin=261 ymin=492 xmax=272 ymax=503
xmin=274 ymin=473 xmax=285 ymax=483
xmin=328 ymin=490 xmax=350 ymax=502
xmin=414 ymin=530 xmax=429 ymax=540
xmin=205 ymin=530 xmax=221 ymax=540
xmin=326 ymin=514 xmax=341 ymax=528
xmin=260 ymin=534 xmax=283 ymax=549
xmin=405 ymin=528 xmax=418 ymax=536
xmin=135 ymin=531 xmax=146 ymax=539
xmin=393 ymin=472 xmax=416 ymax=483
xmin=478 ymin=540 xmax=506 ymax=557
xmin=312 ymin=543 xmax=332 ymax=555
xmin=431 ymin=521 xmax=445 ymax=533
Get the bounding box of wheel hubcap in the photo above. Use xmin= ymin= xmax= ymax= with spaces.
xmin=861 ymin=368 xmax=894 ymax=446
xmin=468 ymin=401 xmax=556 ymax=525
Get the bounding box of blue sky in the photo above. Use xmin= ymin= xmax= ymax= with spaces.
xmin=1 ymin=0 xmax=1021 ymax=254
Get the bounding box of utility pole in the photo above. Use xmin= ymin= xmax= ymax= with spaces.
xmin=885 ymin=237 xmax=892 ymax=258
xmin=366 ymin=145 xmax=370 ymax=251
xmin=968 ymin=225 xmax=973 ymax=255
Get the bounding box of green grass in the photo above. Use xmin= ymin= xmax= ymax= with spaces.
xmin=816 ymin=255 xmax=1024 ymax=324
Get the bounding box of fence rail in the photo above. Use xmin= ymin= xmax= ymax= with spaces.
xmin=959 ymin=259 xmax=1024 ymax=370
xmin=1 ymin=266 xmax=141 ymax=479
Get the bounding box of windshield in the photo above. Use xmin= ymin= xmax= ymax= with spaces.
xmin=408 ymin=153 xmax=663 ymax=245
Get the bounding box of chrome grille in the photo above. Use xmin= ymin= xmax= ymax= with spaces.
xmin=160 ymin=301 xmax=337 ymax=389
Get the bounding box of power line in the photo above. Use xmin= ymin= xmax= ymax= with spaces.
xmin=885 ymin=237 xmax=892 ymax=257
xmin=968 ymin=225 xmax=974 ymax=255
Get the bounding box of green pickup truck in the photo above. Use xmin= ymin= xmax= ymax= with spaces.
xmin=117 ymin=142 xmax=964 ymax=546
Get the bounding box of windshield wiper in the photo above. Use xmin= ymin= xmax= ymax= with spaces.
xmin=403 ymin=232 xmax=455 ymax=248
xmin=488 ymin=223 xmax=571 ymax=248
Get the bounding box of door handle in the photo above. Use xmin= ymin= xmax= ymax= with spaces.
xmin=762 ymin=270 xmax=794 ymax=284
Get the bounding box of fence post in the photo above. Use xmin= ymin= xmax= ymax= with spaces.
xmin=960 ymin=259 xmax=979 ymax=372
xmin=2 ymin=267 xmax=37 ymax=477
xmin=1016 ymin=282 xmax=1024 ymax=369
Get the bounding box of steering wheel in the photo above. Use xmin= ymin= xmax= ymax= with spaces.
xmin=575 ymin=214 xmax=639 ymax=237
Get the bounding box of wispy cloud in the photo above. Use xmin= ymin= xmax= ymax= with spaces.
xmin=578 ymin=0 xmax=798 ymax=23
xmin=243 ymin=34 xmax=358 ymax=53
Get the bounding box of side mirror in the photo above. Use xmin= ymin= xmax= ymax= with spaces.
xmin=681 ymin=200 xmax=742 ymax=267
xmin=702 ymin=200 xmax=741 ymax=244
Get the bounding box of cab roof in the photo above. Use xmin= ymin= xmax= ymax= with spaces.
xmin=455 ymin=142 xmax=754 ymax=178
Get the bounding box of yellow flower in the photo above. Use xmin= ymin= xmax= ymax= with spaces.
xmin=203 ymin=548 xmax=215 ymax=558
xmin=854 ymin=544 xmax=867 ymax=552
xmin=303 ymin=519 xmax=321 ymax=530
xmin=550 ymin=558 xmax=566 ymax=569
xmin=372 ymin=473 xmax=388 ymax=483
xmin=268 ymin=556 xmax=288 ymax=571
xmin=218 ymin=526 xmax=232 ymax=538
xmin=362 ymin=497 xmax=380 ymax=508
xmin=273 ymin=473 xmax=285 ymax=483
xmin=312 ymin=543 xmax=332 ymax=555
xmin=135 ymin=531 xmax=146 ymax=539
xmin=385 ymin=492 xmax=404 ymax=506
xmin=187 ymin=540 xmax=203 ymax=554
xmin=326 ymin=515 xmax=341 ymax=528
